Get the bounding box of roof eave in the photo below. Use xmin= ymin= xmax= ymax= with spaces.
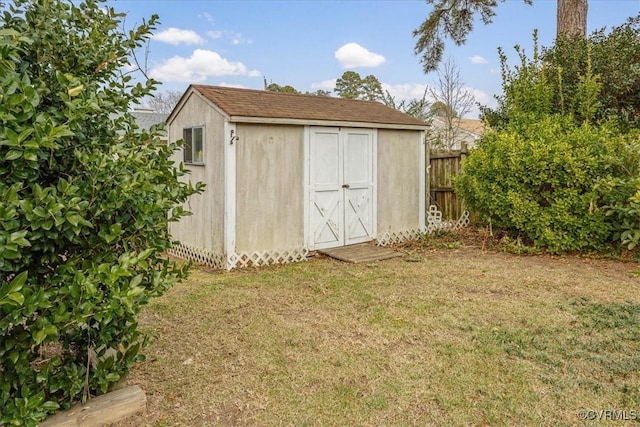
xmin=168 ymin=85 xmax=232 ymax=126
xmin=228 ymin=115 xmax=430 ymax=131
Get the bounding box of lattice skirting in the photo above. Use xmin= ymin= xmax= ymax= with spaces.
xmin=427 ymin=205 xmax=470 ymax=232
xmin=376 ymin=229 xmax=424 ymax=246
xmin=167 ymin=242 xmax=226 ymax=269
xmin=377 ymin=206 xmax=470 ymax=246
xmin=228 ymin=248 xmax=309 ymax=269
xmin=171 ymin=206 xmax=468 ymax=267
xmin=168 ymin=242 xmax=308 ymax=270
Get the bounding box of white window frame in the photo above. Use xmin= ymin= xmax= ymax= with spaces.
xmin=183 ymin=126 xmax=205 ymax=165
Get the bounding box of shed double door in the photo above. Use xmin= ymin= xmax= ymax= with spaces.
xmin=310 ymin=127 xmax=375 ymax=250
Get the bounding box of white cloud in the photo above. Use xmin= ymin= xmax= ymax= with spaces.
xmin=207 ymin=30 xmax=252 ymax=45
xmin=382 ymin=83 xmax=432 ymax=102
xmin=153 ymin=27 xmax=205 ymax=46
xmin=229 ymin=32 xmax=247 ymax=45
xmin=464 ymin=87 xmax=495 ymax=118
xmin=470 ymin=55 xmax=488 ymax=64
xmin=199 ymin=12 xmax=215 ymax=24
xmin=207 ymin=30 xmax=223 ymax=39
xmin=149 ymin=49 xmax=260 ymax=83
xmin=335 ymin=43 xmax=386 ymax=68
xmin=217 ymin=82 xmax=248 ymax=88
xmin=468 ymin=87 xmax=489 ymax=105
xmin=231 ymin=31 xmax=250 ymax=45
xmin=122 ymin=62 xmax=137 ymax=73
xmin=311 ymin=79 xmax=337 ymax=91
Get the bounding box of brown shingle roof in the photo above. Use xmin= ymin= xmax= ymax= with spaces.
xmin=191 ymin=85 xmax=428 ymax=128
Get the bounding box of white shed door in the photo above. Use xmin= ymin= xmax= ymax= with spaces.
xmin=309 ymin=127 xmax=375 ymax=250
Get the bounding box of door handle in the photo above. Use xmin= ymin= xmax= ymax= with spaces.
xmin=342 ymin=184 xmax=350 ymax=189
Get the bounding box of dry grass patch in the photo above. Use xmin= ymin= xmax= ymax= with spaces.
xmin=120 ymin=246 xmax=640 ymax=426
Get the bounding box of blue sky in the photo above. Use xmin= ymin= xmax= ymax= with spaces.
xmin=109 ymin=0 xmax=640 ymax=117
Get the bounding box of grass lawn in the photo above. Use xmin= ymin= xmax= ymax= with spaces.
xmin=122 ymin=239 xmax=640 ymax=426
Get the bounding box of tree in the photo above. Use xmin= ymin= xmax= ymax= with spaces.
xmin=145 ymin=90 xmax=183 ymax=113
xmin=0 ymin=0 xmax=203 ymax=424
xmin=384 ymin=89 xmax=431 ymax=121
xmin=482 ymin=18 xmax=640 ymax=131
xmin=428 ymin=58 xmax=475 ymax=149
xmin=265 ymin=82 xmax=330 ymax=97
xmin=334 ymin=71 xmax=384 ymax=101
xmin=361 ymin=74 xmax=384 ymax=101
xmin=334 ymin=71 xmax=363 ymax=99
xmin=266 ymin=82 xmax=300 ymax=93
xmin=305 ymin=89 xmax=332 ymax=97
xmin=430 ymin=101 xmax=456 ymax=117
xmin=557 ymin=0 xmax=587 ymax=38
xmin=413 ymin=0 xmax=587 ymax=73
xmin=546 ymin=15 xmax=640 ymax=129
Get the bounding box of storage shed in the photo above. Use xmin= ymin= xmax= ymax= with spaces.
xmin=167 ymin=85 xmax=429 ymax=269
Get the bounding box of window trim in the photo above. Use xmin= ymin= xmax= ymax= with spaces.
xmin=183 ymin=125 xmax=205 ymax=165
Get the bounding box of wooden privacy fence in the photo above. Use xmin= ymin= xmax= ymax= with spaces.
xmin=428 ymin=148 xmax=467 ymax=220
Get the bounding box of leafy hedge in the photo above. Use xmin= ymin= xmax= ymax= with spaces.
xmin=0 ymin=1 xmax=203 ymax=424
xmin=456 ymin=117 xmax=639 ymax=253
xmin=459 ymin=30 xmax=640 ymax=253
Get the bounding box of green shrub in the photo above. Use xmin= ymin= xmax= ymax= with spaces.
xmin=0 ymin=1 xmax=203 ymax=424
xmin=456 ymin=117 xmax=636 ymax=253
xmin=546 ymin=15 xmax=640 ymax=131
xmin=602 ymin=170 xmax=640 ymax=250
xmin=482 ymin=15 xmax=640 ymax=131
xmin=466 ymin=28 xmax=640 ymax=254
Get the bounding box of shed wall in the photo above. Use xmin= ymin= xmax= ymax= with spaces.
xmin=168 ymin=93 xmax=226 ymax=255
xmin=235 ymin=124 xmax=305 ymax=252
xmin=377 ymin=129 xmax=421 ymax=233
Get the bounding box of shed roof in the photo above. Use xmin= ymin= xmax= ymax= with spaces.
xmin=184 ymin=85 xmax=429 ymax=129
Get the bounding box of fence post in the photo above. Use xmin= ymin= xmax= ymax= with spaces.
xmin=428 ymin=147 xmax=465 ymax=221
xmin=425 ymin=133 xmax=430 ymax=225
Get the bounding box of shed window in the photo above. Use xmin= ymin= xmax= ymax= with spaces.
xmin=183 ymin=126 xmax=204 ymax=164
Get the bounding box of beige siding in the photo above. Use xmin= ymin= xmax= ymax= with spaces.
xmin=377 ymin=129 xmax=421 ymax=232
xmin=168 ymin=93 xmax=226 ymax=254
xmin=235 ymin=124 xmax=304 ymax=252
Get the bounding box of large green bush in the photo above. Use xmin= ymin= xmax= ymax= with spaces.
xmin=0 ymin=1 xmax=203 ymax=424
xmin=459 ymin=32 xmax=640 ymax=253
xmin=600 ymin=172 xmax=640 ymax=250
xmin=457 ymin=117 xmax=638 ymax=252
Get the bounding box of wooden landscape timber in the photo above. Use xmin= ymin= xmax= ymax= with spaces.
xmin=39 ymin=386 xmax=146 ymax=427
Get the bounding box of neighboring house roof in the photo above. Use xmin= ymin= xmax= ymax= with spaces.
xmin=429 ymin=117 xmax=485 ymax=150
xmin=431 ymin=117 xmax=484 ymax=138
xmin=456 ymin=118 xmax=484 ymax=137
xmin=130 ymin=109 xmax=169 ymax=137
xmin=111 ymin=110 xmax=168 ymax=140
xmin=169 ymin=85 xmax=429 ymax=130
